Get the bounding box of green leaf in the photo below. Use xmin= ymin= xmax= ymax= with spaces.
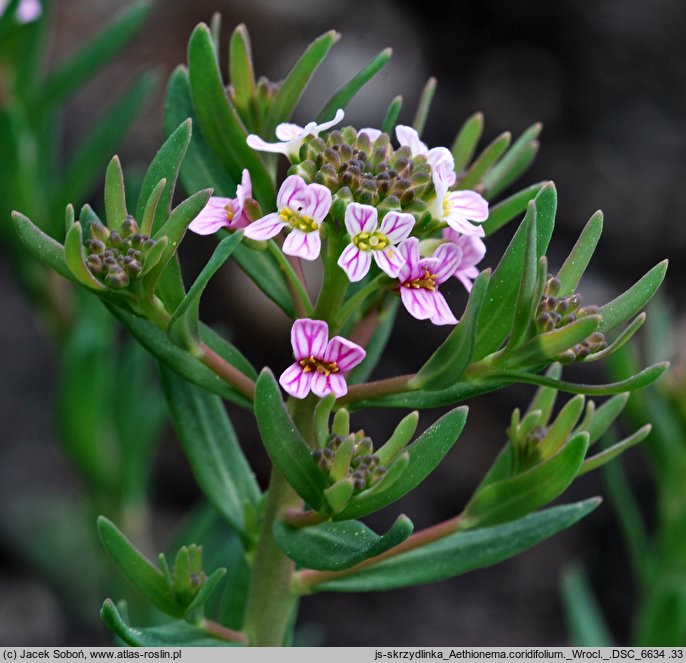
xmin=274 ymin=515 xmax=413 ymax=572
xmin=266 ymin=30 xmax=340 ymax=133
xmin=229 ymin=24 xmax=257 ymax=128
xmin=457 ymin=131 xmax=511 ymax=190
xmin=462 ymin=433 xmax=588 ymax=529
xmin=581 ymin=313 xmax=645 ymax=364
xmin=307 ymin=499 xmax=600 ymax=592
xmin=579 ymin=424 xmax=651 ymax=475
xmin=412 ymin=77 xmax=437 ymax=135
xmin=185 ymin=567 xmax=227 ymax=617
xmin=333 ymin=407 xmax=468 ymax=520
xmin=63 ymin=72 xmax=157 ymax=208
xmin=160 ymin=367 xmax=260 ymax=540
xmin=107 ymin=304 xmax=252 ymax=408
xmin=254 ymin=370 xmax=328 ymax=510
xmin=168 ymin=234 xmax=243 ymax=350
xmin=317 ymin=48 xmax=393 ymax=123
xmin=31 ymin=1 xmax=150 ymax=112
xmin=136 ymin=119 xmax=192 ymax=234
xmin=412 ymin=270 xmax=490 ymax=390
xmin=313 ymin=394 xmax=337 ymax=448
xmin=381 ymin=95 xmax=402 ymax=135
xmin=482 ymin=122 xmax=541 ymax=198
xmin=100 ymin=600 xmax=234 ymax=647
xmin=375 ymin=412 xmax=419 ymax=466
xmin=164 ymin=66 xmax=234 ymax=197
xmin=64 ymin=222 xmax=108 ymax=290
xmin=482 ymin=182 xmax=546 ymax=237
xmin=474 ymin=183 xmax=557 ymax=359
xmin=97 ymin=517 xmax=181 ymax=617
xmin=452 ymin=111 xmax=484 ymax=172
xmin=556 ymin=211 xmax=604 ymax=297
xmin=188 ymin=24 xmax=274 ymax=206
xmin=538 ymin=395 xmax=586 ymax=457
xmin=579 ymin=393 xmax=629 ymax=444
xmin=526 ymin=363 xmax=562 ymax=425
xmin=598 ymin=260 xmax=668 ymax=333
xmin=104 ymin=156 xmax=128 ymax=229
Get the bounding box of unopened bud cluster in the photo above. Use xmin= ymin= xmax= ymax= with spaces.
xmin=535 ymin=275 xmax=607 ymax=363
xmin=85 ymin=216 xmax=156 ymax=289
xmin=295 ymin=128 xmax=433 ymax=214
xmin=313 ymin=431 xmax=387 ymax=493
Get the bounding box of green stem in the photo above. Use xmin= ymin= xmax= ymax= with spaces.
xmin=267 ymin=240 xmax=313 ymax=317
xmin=334 ymin=274 xmax=390 ymax=330
xmin=313 ymin=237 xmax=348 ymax=323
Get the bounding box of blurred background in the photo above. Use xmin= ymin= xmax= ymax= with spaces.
xmin=1 ymin=0 xmax=685 ymax=646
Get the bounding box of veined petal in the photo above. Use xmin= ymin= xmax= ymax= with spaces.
xmin=359 ymin=127 xmax=382 ymax=142
xmin=345 ymin=202 xmax=378 ymax=236
xmin=316 ymin=108 xmax=345 ymax=134
xmin=239 ymin=168 xmax=252 ymax=199
xmin=338 ymin=243 xmax=372 ymax=282
xmin=447 ymin=190 xmax=489 ymax=222
xmin=373 ymin=246 xmax=405 ymax=278
xmin=188 ymin=198 xmax=231 ymax=235
xmin=397 ymin=237 xmax=422 ymax=282
xmin=291 ymin=318 xmax=328 ymax=360
xmin=310 ymin=371 xmax=348 ymax=399
xmin=396 ymin=125 xmax=427 ymax=155
xmin=277 ymin=175 xmax=309 ymax=211
xmin=428 ymin=291 xmax=458 ymax=326
xmin=325 ymin=336 xmax=366 ymax=372
xmin=400 ymin=287 xmax=433 ymax=321
xmin=283 ymin=228 xmax=321 ymax=261
xmin=431 ymin=243 xmax=462 ymax=285
xmin=378 ymin=210 xmax=415 ymax=243
xmin=275 ymin=122 xmax=306 ymax=141
xmin=445 ymin=214 xmax=486 ymax=237
xmin=243 ymin=213 xmax=285 ymax=241
xmin=428 ymin=148 xmax=456 ymax=187
xmin=246 ymin=134 xmax=291 ymax=156
xmin=456 ymin=266 xmax=480 ymax=292
xmin=443 ymin=230 xmax=487 ymax=269
xmin=304 ymin=183 xmax=332 ymax=223
xmin=279 ymin=363 xmax=313 ymax=399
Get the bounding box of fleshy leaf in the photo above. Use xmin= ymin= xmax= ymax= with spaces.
xmin=538 ymin=395 xmax=586 ymax=457
xmin=412 ymin=77 xmax=436 ymax=135
xmin=580 ymin=314 xmax=645 ymax=364
xmin=160 ymin=367 xmax=261 ymax=541
xmin=104 ymin=156 xmax=128 ymax=229
xmin=375 ymin=411 xmax=419 ymax=466
xmin=254 ymin=370 xmax=328 ymax=510
xmin=579 ymin=425 xmax=651 ymax=475
xmin=11 ymin=211 xmax=72 ymax=281
xmin=452 ymin=111 xmax=484 ymax=172
xmin=184 ymin=567 xmax=227 ymax=617
xmin=381 ymin=95 xmax=402 ymax=134
xmin=64 ymin=222 xmax=107 ymax=290
xmin=482 ymin=182 xmax=546 ymax=236
xmin=229 ymin=24 xmax=257 ymax=128
xmin=578 ymin=393 xmax=629 ymax=445
xmin=274 ymin=515 xmax=413 ymax=572
xmin=457 ymin=131 xmax=511 ymax=190
xmin=556 ymin=211 xmax=604 ymax=297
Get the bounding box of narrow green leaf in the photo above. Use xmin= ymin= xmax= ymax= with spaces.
xmin=168 ymin=234 xmax=243 ymax=350
xmin=580 ymin=425 xmax=651 ymax=475
xmin=275 ymin=515 xmax=413 ymax=572
xmin=139 ymin=178 xmax=167 ymax=237
xmin=97 ymin=517 xmax=181 ymax=616
xmin=32 ymin=1 xmax=150 ymax=112
xmin=581 ymin=313 xmax=645 ymax=364
xmin=412 ymin=77 xmax=436 ymax=135
xmin=381 ymin=95 xmax=402 ymax=135
xmin=525 ymin=363 xmax=562 ymax=426
xmin=314 ymin=394 xmax=336 ymax=448
xmin=538 ymin=395 xmax=586 ymax=457
xmin=160 ymin=367 xmax=260 ymax=540
xmin=452 ymin=111 xmax=484 ymax=172
xmin=254 ymin=370 xmax=328 ymax=510
xmin=474 ymin=182 xmax=557 ymax=359
xmin=104 ymin=156 xmax=128 ymax=229
xmin=482 ymin=181 xmax=546 ymax=237
xmin=100 ymin=600 xmax=232 ymax=647
xmin=229 ymin=24 xmax=257 ymax=127
xmin=188 ymin=24 xmax=274 ymax=206
xmin=334 ymin=407 xmax=468 ymax=520
xmin=457 ymin=132 xmax=511 ymax=190
xmin=185 ymin=567 xmax=227 ymax=617
xmin=375 ymin=411 xmax=419 ymax=466
xmin=266 ymin=30 xmax=339 ymax=133
xmin=310 ymin=499 xmax=600 ymax=592
xmin=461 ymin=433 xmax=588 ymax=530
xmin=556 ymin=211 xmax=604 ymax=297
xmin=317 ymin=48 xmax=392 ymax=123
xmin=579 ymin=393 xmax=629 ymax=444
xmin=412 ymin=270 xmax=490 ymax=390
xmin=11 ymin=211 xmax=71 ymax=281
xmin=598 ymin=260 xmax=668 ymax=333
xmin=64 ymin=222 xmax=107 ymax=290
xmin=199 ymin=323 xmax=257 ymax=381
xmin=107 ymin=304 xmax=251 ymax=408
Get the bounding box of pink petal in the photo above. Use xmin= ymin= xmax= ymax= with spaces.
xmin=456 ymin=266 xmax=480 ymax=292
xmin=316 ymin=108 xmax=345 ymax=133
xmin=283 ymin=228 xmax=321 ymax=261
xmin=397 ymin=237 xmax=422 ymax=282
xmin=344 ymin=202 xmax=378 ymax=236
xmin=396 ymin=125 xmax=427 ymax=155
xmin=275 ymin=123 xmax=306 ymax=141
xmin=188 ymin=198 xmax=232 ymax=235
xmin=246 ymin=134 xmax=290 ymax=156
xmin=378 ymin=211 xmax=415 ymax=243
xmin=303 ymin=183 xmax=332 ymax=223
xmin=279 ymin=364 xmax=312 ymax=399
xmin=359 ymin=127 xmax=382 ymax=142
xmin=243 ymin=213 xmax=285 ymax=241
xmin=277 ymin=175 xmax=309 ymax=211
xmin=443 ymin=231 xmax=486 ymax=270
xmin=338 ymin=243 xmax=372 ymax=282
xmin=445 ymin=215 xmax=486 ymax=237
xmin=432 ymin=243 xmax=462 ymax=285
xmin=447 ymin=190 xmax=489 ymax=222
xmin=13 ymin=0 xmax=41 ymax=22
xmin=373 ymin=246 xmax=405 ymax=278
xmin=325 ymin=336 xmax=366 ymax=372
xmin=428 ymin=149 xmax=456 ymax=187
xmin=291 ymin=318 xmax=329 ymax=359
xmin=239 ymin=168 xmax=252 ymax=199
xmin=428 ymin=291 xmax=458 ymax=326
xmin=310 ymin=371 xmax=348 ymax=399
xmin=400 ymin=287 xmax=434 ymax=321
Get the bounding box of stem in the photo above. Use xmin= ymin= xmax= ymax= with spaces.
xmin=200 ymin=619 xmax=248 ymax=644
xmin=198 ymin=342 xmax=256 ymax=402
xmin=313 ymin=237 xmax=348 ymax=323
xmin=334 ymin=275 xmax=389 ymax=330
xmin=242 ymin=467 xmax=303 ymax=645
xmin=339 ymin=373 xmax=416 ymax=404
xmin=293 ymin=514 xmax=463 ymax=593
xmin=281 ymin=508 xmax=330 ymax=528
xmin=267 ymin=240 xmax=313 ymax=317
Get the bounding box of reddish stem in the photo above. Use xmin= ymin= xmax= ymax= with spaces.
xmin=199 ymin=342 xmax=256 ymax=402
xmin=201 ymin=619 xmax=248 ymax=644
xmin=339 ymin=373 xmax=416 ymax=404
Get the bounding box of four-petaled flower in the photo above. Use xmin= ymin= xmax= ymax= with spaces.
xmin=429 ymin=166 xmax=489 ymax=237
xmin=244 ymin=175 xmax=331 ymax=260
xmin=337 ymin=203 xmax=415 ymax=282
xmin=442 ymin=228 xmax=487 ymax=292
xmin=396 ymin=237 xmax=462 ymax=326
xmin=280 ymin=319 xmax=366 ymax=399
xmin=189 ymin=169 xmax=252 ymax=235
xmin=246 ymin=109 xmax=345 ymax=160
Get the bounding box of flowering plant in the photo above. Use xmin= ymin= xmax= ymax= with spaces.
xmin=12 ymin=18 xmax=668 ymax=646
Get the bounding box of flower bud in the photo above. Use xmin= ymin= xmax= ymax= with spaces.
xmin=121 ymin=215 xmax=139 ymax=237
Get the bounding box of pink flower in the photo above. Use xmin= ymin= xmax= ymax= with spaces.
xmin=243 ymin=175 xmax=331 ymax=261
xmin=246 ymin=109 xmax=345 ymax=160
xmin=279 ymin=319 xmax=366 ymax=399
xmin=337 ymin=203 xmax=415 ymax=282
xmin=396 ymin=237 xmax=462 ymax=326
xmin=396 ymin=125 xmax=456 ymax=186
xmin=0 ymin=0 xmax=41 ymax=22
xmin=189 ymin=169 xmax=252 ymax=235
xmin=430 ymin=166 xmax=489 ymax=237
xmin=442 ymin=228 xmax=487 ymax=292
xmin=358 ymin=127 xmax=382 ymax=142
